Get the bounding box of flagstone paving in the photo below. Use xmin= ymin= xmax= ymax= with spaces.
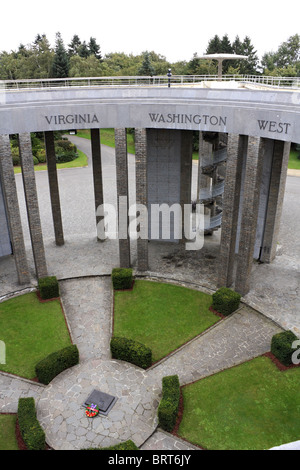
xmin=0 ymin=276 xmax=283 ymax=450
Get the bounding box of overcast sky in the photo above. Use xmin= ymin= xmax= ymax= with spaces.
xmin=0 ymin=0 xmax=299 ymax=63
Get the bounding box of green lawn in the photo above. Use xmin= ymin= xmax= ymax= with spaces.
xmin=288 ymin=149 xmax=300 ymax=170
xmin=178 ymin=355 xmax=300 ymax=450
xmin=76 ymin=128 xmax=136 ymax=154
xmin=113 ymin=280 xmax=219 ymax=363
xmin=0 ymin=293 xmax=72 ymax=379
xmin=0 ymin=414 xmax=19 ymax=450
xmin=13 ymin=149 xmax=88 ymax=174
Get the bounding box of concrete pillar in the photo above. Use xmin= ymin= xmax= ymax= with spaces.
xmin=197 ymin=132 xmax=214 ymax=234
xmin=135 ymin=128 xmax=148 ymax=271
xmin=115 ymin=128 xmax=130 ymax=268
xmin=44 ymin=131 xmax=64 ymax=246
xmin=235 ymin=136 xmax=264 ymax=296
xmin=180 ymin=130 xmax=193 ymax=243
xmin=218 ymin=134 xmax=246 ymax=288
xmin=0 ymin=134 xmax=30 ymax=284
xmin=19 ymin=133 xmax=48 ymax=279
xmin=260 ymin=140 xmax=291 ymax=263
xmin=90 ymin=128 xmax=105 ymax=235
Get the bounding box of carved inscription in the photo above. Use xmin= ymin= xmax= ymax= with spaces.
xmin=257 ymin=119 xmax=291 ymax=134
xmin=149 ymin=113 xmax=227 ymax=126
xmin=45 ymin=113 xmax=99 ymax=125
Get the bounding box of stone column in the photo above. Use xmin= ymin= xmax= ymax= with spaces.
xmin=19 ymin=133 xmax=48 ymax=279
xmin=218 ymin=134 xmax=246 ymax=288
xmin=235 ymin=136 xmax=264 ymax=296
xmin=260 ymin=140 xmax=291 ymax=263
xmin=90 ymin=128 xmax=104 ymax=236
xmin=180 ymin=130 xmax=193 ymax=243
xmin=44 ymin=131 xmax=64 ymax=246
xmin=135 ymin=128 xmax=148 ymax=271
xmin=0 ymin=134 xmax=30 ymax=284
xmin=115 ymin=128 xmax=130 ymax=268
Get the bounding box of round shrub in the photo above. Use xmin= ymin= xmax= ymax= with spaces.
xmin=110 ymin=336 xmax=152 ymax=369
xmin=211 ymin=287 xmax=241 ymax=316
xmin=112 ymin=268 xmax=133 ymax=290
xmin=35 ymin=344 xmax=79 ymax=385
xmin=38 ymin=276 xmax=59 ymax=300
xmin=12 ymin=155 xmax=20 ymax=166
xmin=271 ymin=330 xmax=298 ymax=366
xmin=36 ymin=149 xmax=46 ymax=163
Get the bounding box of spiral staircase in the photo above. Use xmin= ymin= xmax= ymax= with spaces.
xmin=197 ymin=132 xmax=227 ymax=235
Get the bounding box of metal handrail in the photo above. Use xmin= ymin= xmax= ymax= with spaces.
xmin=0 ymin=74 xmax=299 ymax=91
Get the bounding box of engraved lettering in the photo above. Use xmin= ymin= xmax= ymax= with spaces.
xmin=257 ymin=119 xmax=291 ymax=134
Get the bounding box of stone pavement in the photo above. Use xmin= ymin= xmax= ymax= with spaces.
xmin=0 ymin=276 xmax=283 ymax=450
xmin=0 ymin=138 xmax=299 ymax=450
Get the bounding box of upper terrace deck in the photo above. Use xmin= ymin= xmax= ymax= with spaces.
xmin=0 ymin=75 xmax=299 ymax=142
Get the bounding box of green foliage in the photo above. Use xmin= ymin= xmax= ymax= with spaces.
xmin=112 ymin=268 xmax=133 ymax=290
xmin=158 ymin=375 xmax=180 ymax=432
xmin=35 ymin=344 xmax=79 ymax=385
xmin=110 ymin=336 xmax=152 ymax=369
xmin=38 ymin=276 xmax=59 ymax=300
xmin=51 ymin=32 xmax=69 ymax=78
xmin=206 ymin=33 xmax=259 ymax=74
xmin=84 ymin=440 xmax=139 ymax=450
xmin=138 ymin=51 xmax=155 ymax=76
xmin=271 ymin=330 xmax=298 ymax=366
xmin=17 ymin=397 xmax=46 ymax=450
xmin=11 ymin=147 xmax=20 ymax=166
xmin=55 ymin=139 xmax=78 ymax=163
xmin=261 ymin=34 xmax=300 ymax=76
xmin=211 ymin=287 xmax=241 ymax=316
xmin=1 ymin=31 xmax=298 ymax=80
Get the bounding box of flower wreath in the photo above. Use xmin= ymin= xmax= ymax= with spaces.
xmin=85 ymin=403 xmax=99 ymax=418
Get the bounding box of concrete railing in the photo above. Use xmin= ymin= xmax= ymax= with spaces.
xmin=0 ymin=74 xmax=299 ymax=91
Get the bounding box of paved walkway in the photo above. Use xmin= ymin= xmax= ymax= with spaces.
xmin=0 ymin=138 xmax=298 ymax=450
xmin=0 ymin=276 xmax=282 ymax=450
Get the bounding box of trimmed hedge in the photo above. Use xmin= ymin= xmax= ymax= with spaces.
xmin=158 ymin=375 xmax=180 ymax=432
xmin=84 ymin=440 xmax=139 ymax=450
xmin=211 ymin=287 xmax=241 ymax=316
xmin=38 ymin=276 xmax=59 ymax=300
xmin=18 ymin=397 xmax=46 ymax=450
xmin=271 ymin=330 xmax=298 ymax=366
xmin=110 ymin=336 xmax=152 ymax=369
xmin=112 ymin=268 xmax=133 ymax=290
xmin=35 ymin=344 xmax=79 ymax=385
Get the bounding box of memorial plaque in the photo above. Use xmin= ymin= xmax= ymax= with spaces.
xmin=84 ymin=389 xmax=117 ymax=416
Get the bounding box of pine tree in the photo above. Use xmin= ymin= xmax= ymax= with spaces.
xmin=89 ymin=37 xmax=102 ymax=61
xmin=138 ymin=51 xmax=155 ymax=76
xmin=206 ymin=35 xmax=222 ymax=54
xmin=68 ymin=34 xmax=82 ymax=57
xmin=78 ymin=41 xmax=90 ymax=59
xmin=240 ymin=36 xmax=259 ymax=74
xmin=51 ymin=32 xmax=69 ymax=78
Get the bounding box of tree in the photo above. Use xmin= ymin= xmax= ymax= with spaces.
xmin=51 ymin=32 xmax=69 ymax=78
xmin=69 ymin=55 xmax=103 ymax=77
xmin=231 ymin=35 xmax=259 ymax=74
xmin=88 ymin=37 xmax=102 ymax=61
xmin=186 ymin=53 xmax=217 ymax=75
xmin=31 ymin=34 xmax=54 ymax=78
xmin=68 ymin=34 xmax=82 ymax=57
xmin=78 ymin=41 xmax=90 ymax=59
xmin=206 ymin=35 xmax=222 ymax=54
xmin=206 ymin=34 xmax=233 ymax=73
xmin=261 ymin=34 xmax=300 ymax=76
xmin=138 ymin=51 xmax=155 ymax=76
